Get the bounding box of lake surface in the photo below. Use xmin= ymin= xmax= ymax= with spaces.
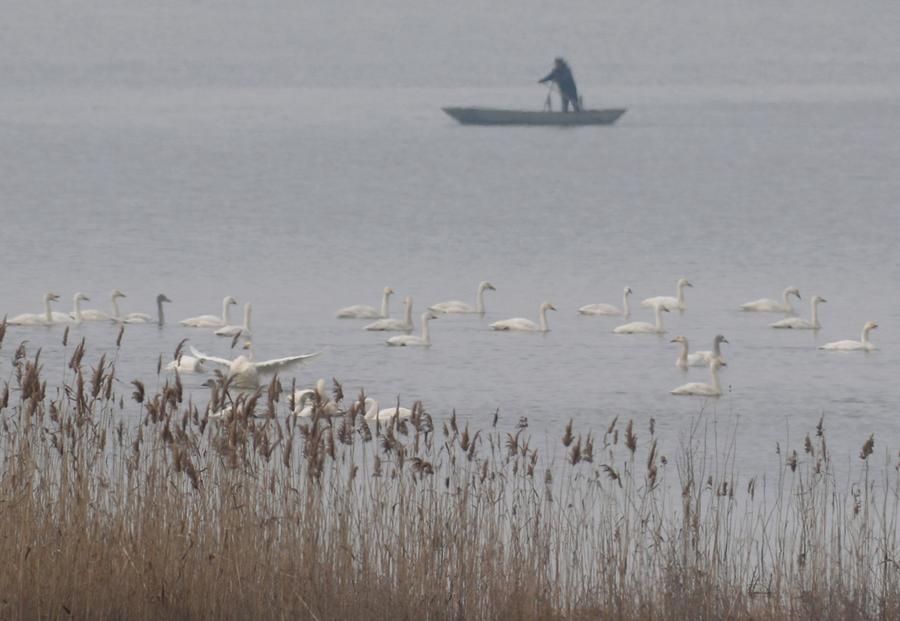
xmin=2 ymin=0 xmax=899 ymax=473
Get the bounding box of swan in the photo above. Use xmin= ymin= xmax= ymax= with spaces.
xmin=490 ymin=302 xmax=557 ymax=332
xmin=336 ymin=287 xmax=394 ymax=319
xmin=112 ymin=294 xmax=171 ymax=326
xmin=693 ymin=334 xmax=728 ymax=365
xmin=190 ymin=342 xmax=323 ymax=390
xmin=293 ymin=379 xmax=342 ymax=417
xmin=671 ymin=359 xmax=724 ymax=397
xmin=579 ymin=286 xmax=632 ymax=317
xmin=76 ymin=289 xmax=124 ymax=321
xmin=365 ymin=296 xmax=413 ymax=331
xmin=364 ymin=398 xmax=413 ymax=422
xmin=614 ymin=303 xmax=669 ymax=334
xmin=671 ymin=336 xmax=707 ymax=369
xmin=181 ymin=296 xmax=237 ymax=328
xmin=771 ymin=296 xmax=826 ymax=329
xmin=387 ymin=311 xmax=438 ymax=346
xmin=54 ymin=292 xmax=91 ymax=323
xmin=740 ymin=287 xmax=801 ymax=313
xmin=165 ymin=356 xmax=207 ymax=373
xmin=8 ymin=292 xmax=61 ymax=325
xmin=430 ymin=281 xmax=496 ymax=314
xmin=820 ymin=321 xmax=878 ymax=351
xmin=641 ymin=278 xmax=693 ymax=311
xmin=215 ymin=303 xmax=251 ymax=337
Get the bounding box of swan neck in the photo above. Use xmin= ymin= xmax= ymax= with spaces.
xmin=676 ymin=283 xmax=685 ymax=304
xmin=539 ymin=307 xmax=548 ymax=332
xmin=861 ymin=326 xmax=872 ymax=344
xmin=678 ymin=341 xmax=688 ymax=364
xmin=365 ymin=399 xmax=378 ymax=420
xmin=622 ymin=291 xmax=630 ymax=316
xmin=810 ymin=299 xmax=819 ymax=326
xmin=380 ymin=292 xmax=390 ymax=318
xmin=157 ymin=298 xmax=165 ymax=326
xmin=654 ymin=305 xmax=664 ymax=330
xmin=111 ymin=296 xmax=121 ymax=319
xmin=405 ymin=301 xmax=413 ymax=323
xmin=782 ymin=290 xmax=795 ymax=313
xmin=711 ymin=364 xmax=721 ymax=393
xmin=244 ymin=306 xmax=252 ymax=330
xmin=712 ymin=339 xmax=721 ymax=357
xmin=44 ymin=297 xmax=53 ymax=322
xmin=73 ymin=295 xmax=82 ymax=321
xmin=422 ymin=318 xmax=431 ymax=344
xmin=222 ymin=298 xmax=231 ymax=323
xmin=476 ymin=286 xmax=485 ymax=314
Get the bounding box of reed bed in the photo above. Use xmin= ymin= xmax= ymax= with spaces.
xmin=0 ymin=327 xmax=897 ymax=620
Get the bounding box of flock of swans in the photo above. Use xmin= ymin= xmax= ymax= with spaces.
xmin=3 ymin=278 xmax=881 ymax=408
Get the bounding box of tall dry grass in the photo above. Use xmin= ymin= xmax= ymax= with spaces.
xmin=0 ymin=326 xmax=897 ymax=620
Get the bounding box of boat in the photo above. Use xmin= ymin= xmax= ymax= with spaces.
xmin=442 ymin=107 xmax=626 ymax=127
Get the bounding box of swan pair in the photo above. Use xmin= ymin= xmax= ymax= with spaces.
xmin=490 ymin=302 xmax=556 ymax=332
xmin=772 ymin=296 xmax=826 ymax=329
xmin=387 ymin=312 xmax=439 ymax=346
xmin=740 ymin=287 xmax=801 ymax=314
xmin=181 ymin=296 xmax=238 ymax=328
xmin=820 ymin=321 xmax=878 ymax=351
xmin=293 ymin=379 xmax=342 ymax=417
xmin=614 ymin=303 xmax=669 ymax=334
xmin=190 ymin=342 xmax=322 ymax=390
xmin=579 ymin=287 xmax=632 ymax=317
xmin=430 ymin=281 xmax=496 ymax=315
xmin=337 ymin=287 xmax=394 ymax=319
xmin=671 ymin=335 xmax=728 ymax=369
xmin=82 ymin=289 xmax=169 ymax=324
xmin=671 ymin=359 xmax=724 ymax=397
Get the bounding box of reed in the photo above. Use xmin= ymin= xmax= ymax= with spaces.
xmin=0 ymin=332 xmax=897 ymax=620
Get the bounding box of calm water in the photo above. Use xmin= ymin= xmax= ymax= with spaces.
xmin=2 ymin=1 xmax=899 ymax=471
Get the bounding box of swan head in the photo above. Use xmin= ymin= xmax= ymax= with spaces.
xmin=242 ymin=340 xmax=252 ymax=350
xmin=225 ymin=296 xmax=237 ymax=306
xmin=201 ymin=378 xmax=217 ymax=388
xmin=813 ymin=296 xmax=826 ymax=304
xmin=157 ymin=294 xmax=172 ymax=304
xmin=384 ymin=287 xmax=395 ymax=296
xmin=624 ymin=286 xmax=632 ymax=296
xmin=422 ymin=311 xmax=439 ymax=322
xmin=714 ymin=334 xmax=728 ymax=345
xmin=863 ymin=321 xmax=878 ymax=331
xmin=480 ymin=281 xmax=496 ymax=292
xmin=45 ymin=292 xmax=60 ymax=302
xmin=710 ymin=358 xmax=724 ymax=370
xmin=657 ymin=304 xmax=671 ymax=313
xmin=678 ymin=278 xmax=693 ymax=288
xmin=541 ymin=302 xmax=557 ymax=312
xmin=112 ymin=289 xmax=126 ymax=299
xmin=403 ymin=296 xmax=412 ymax=307
xmin=75 ymin=292 xmax=89 ymax=302
xmin=785 ymin=287 xmax=801 ymax=300
xmin=670 ymin=335 xmax=687 ymax=344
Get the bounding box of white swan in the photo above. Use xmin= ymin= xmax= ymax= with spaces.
xmin=181 ymin=296 xmax=237 ymax=328
xmin=190 ymin=342 xmax=322 ymax=390
xmin=641 ymin=278 xmax=693 ymax=311
xmin=671 ymin=359 xmax=724 ymax=397
xmin=364 ymin=398 xmax=413 ymax=422
xmin=740 ymin=287 xmax=801 ymax=313
xmin=490 ymin=302 xmax=556 ymax=332
xmin=112 ymin=294 xmax=171 ymax=325
xmin=430 ymin=281 xmax=496 ymax=314
xmin=579 ymin=286 xmax=632 ymax=317
xmin=771 ymin=296 xmax=825 ymax=329
xmin=215 ymin=303 xmax=251 ymax=337
xmin=365 ymin=296 xmax=413 ymax=331
xmin=820 ymin=321 xmax=878 ymax=352
xmin=76 ymin=289 xmax=123 ymax=321
xmin=8 ymin=292 xmax=61 ymax=325
xmin=54 ymin=292 xmax=90 ymax=323
xmin=614 ymin=303 xmax=670 ymax=334
xmin=693 ymin=334 xmax=728 ymax=365
xmin=387 ymin=311 xmax=438 ymax=346
xmin=293 ymin=379 xmax=342 ymax=417
xmin=336 ymin=287 xmax=394 ymax=319
xmin=165 ymin=356 xmax=207 ymax=373
xmin=671 ymin=336 xmax=707 ymax=369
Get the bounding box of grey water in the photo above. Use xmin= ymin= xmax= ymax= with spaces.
xmin=2 ymin=0 xmax=899 ymax=474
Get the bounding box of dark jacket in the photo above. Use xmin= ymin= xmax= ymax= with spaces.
xmin=539 ymin=62 xmax=578 ymax=100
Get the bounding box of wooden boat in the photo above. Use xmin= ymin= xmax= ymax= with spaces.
xmin=443 ymin=107 xmax=626 ymax=126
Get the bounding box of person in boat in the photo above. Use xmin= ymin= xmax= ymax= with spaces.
xmin=538 ymin=57 xmax=580 ymax=112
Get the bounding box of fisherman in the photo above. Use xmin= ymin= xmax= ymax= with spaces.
xmin=538 ymin=57 xmax=580 ymax=112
